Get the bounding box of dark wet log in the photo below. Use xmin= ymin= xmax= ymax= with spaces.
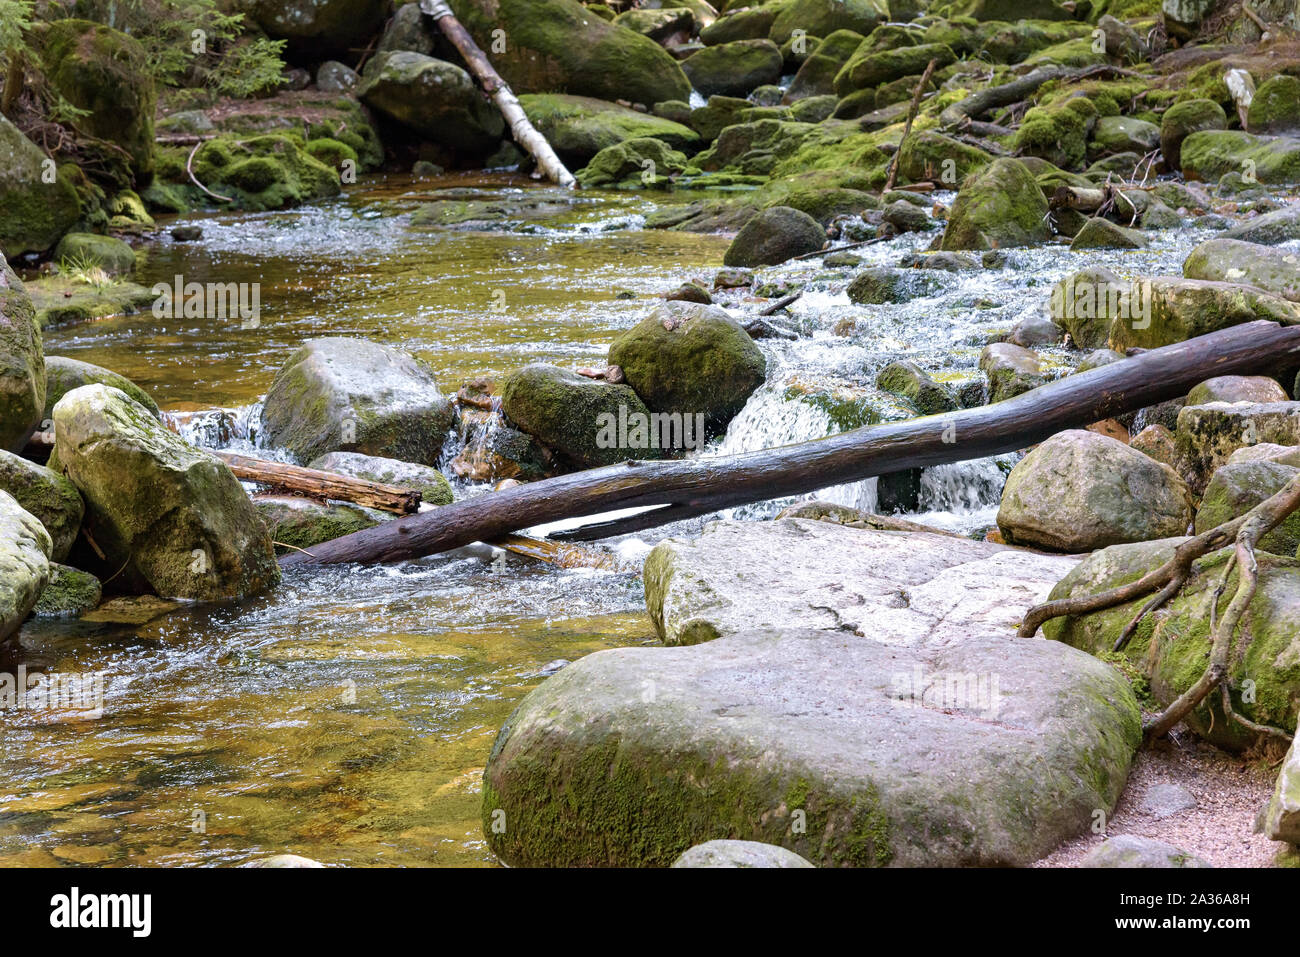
xmin=939 ymin=66 xmax=1067 ymax=129
xmin=279 ymin=321 xmax=1300 ymax=566
xmin=213 ymin=452 xmax=421 ymax=514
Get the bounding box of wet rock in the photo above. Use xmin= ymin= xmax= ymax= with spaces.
xmin=896 ymin=130 xmax=991 ymax=187
xmin=700 ymin=8 xmax=776 ymax=45
xmin=834 ymin=42 xmax=956 ymax=97
xmin=1183 ymin=238 xmax=1300 ymax=302
xmin=358 ymin=52 xmax=505 ymax=156
xmin=1181 ymin=130 xmax=1300 ymax=185
xmin=682 ymin=39 xmax=783 ymax=98
xmin=500 ymin=363 xmax=657 ymax=468
xmin=1069 ymin=217 xmax=1148 ymax=250
xmin=188 ymin=134 xmax=340 ymax=212
xmin=875 ymin=360 xmax=956 ymax=415
xmin=52 ymin=384 xmax=279 ymax=600
xmin=316 ymin=60 xmax=360 ymax=93
xmin=1223 ymin=206 xmax=1300 ymax=245
xmin=244 ymin=854 xmax=326 ymax=868
xmin=0 ymin=256 xmax=44 ymax=453
xmin=1264 ymin=735 xmax=1300 ymax=842
xmin=44 ymin=356 xmax=159 ymax=419
xmin=769 ymin=0 xmax=886 ymax=45
xmin=484 ymin=520 xmax=1137 ymax=867
xmin=1045 ymin=536 xmax=1300 ymax=750
xmin=449 ymin=421 xmax=553 ymax=483
xmin=233 ymin=0 xmax=387 ymax=54
xmin=0 ymin=490 xmax=51 ymax=643
xmin=847 ymin=267 xmax=937 ymax=305
xmin=1014 ymin=97 xmax=1098 ymax=170
xmin=788 ymin=94 xmax=838 ymax=123
xmin=170 ymin=225 xmax=202 ymax=242
xmin=979 ymin=342 xmax=1044 ymax=403
xmin=0 ymin=115 xmax=81 ymax=259
xmin=1187 ymin=375 xmax=1289 ymax=406
xmin=940 ymin=159 xmax=1052 ymax=251
xmin=688 ymin=94 xmax=751 ymax=143
xmin=713 ymin=267 xmax=753 ymax=289
xmin=33 ymin=563 xmax=100 ymax=618
xmin=1077 ymin=348 xmax=1125 ymax=372
xmin=671 ymin=840 xmax=815 ymax=868
xmin=1130 ymin=423 xmax=1177 ymax=470
xmin=521 ymin=94 xmax=698 ymax=166
xmin=0 ymin=449 xmax=83 ymax=562
xmin=576 ymin=137 xmax=689 ymax=188
xmin=608 ymin=302 xmax=766 ymax=437
xmin=1175 ymin=401 xmax=1300 ymax=493
xmin=262 ymin=338 xmax=455 ymax=467
xmin=1009 ymin=312 xmax=1063 ymax=348
xmin=1197 ymin=460 xmax=1300 ymax=556
xmin=664 ymin=282 xmax=712 ymax=304
xmin=785 ymin=29 xmax=865 ymax=101
xmin=1091 ymin=116 xmax=1160 ymax=157
xmin=1081 ymin=835 xmax=1210 ymax=868
xmin=1247 ymin=75 xmax=1300 ymax=135
xmin=52 ymin=234 xmax=135 ymax=277
xmin=882 ymin=199 xmax=930 ymax=233
xmin=723 ymin=206 xmax=824 ymax=267
xmin=254 ymin=495 xmax=381 ymax=554
xmin=997 ymin=430 xmax=1192 ymax=553
xmin=1110 ymin=277 xmax=1300 ymax=351
xmin=308 ymin=451 xmax=454 ymax=506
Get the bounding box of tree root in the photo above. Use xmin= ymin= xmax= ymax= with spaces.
xmin=1020 ymin=473 xmax=1300 ymax=745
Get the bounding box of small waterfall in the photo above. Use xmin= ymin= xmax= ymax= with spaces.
xmin=911 ymin=456 xmax=1015 ymax=532
xmin=164 ymin=402 xmax=276 ymax=456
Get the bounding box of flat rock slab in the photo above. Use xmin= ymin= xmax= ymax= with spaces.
xmin=483 ymin=626 xmax=1141 ymax=867
xmin=644 ymin=518 xmax=1081 ymax=646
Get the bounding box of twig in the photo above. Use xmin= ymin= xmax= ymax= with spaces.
xmin=884 ymin=59 xmax=938 ymax=193
xmin=186 ymin=141 xmax=234 ymax=203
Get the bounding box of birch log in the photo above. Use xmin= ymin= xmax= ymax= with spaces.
xmin=418 ymin=0 xmax=577 ymax=188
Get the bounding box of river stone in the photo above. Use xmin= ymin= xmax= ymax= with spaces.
xmin=1109 ymin=277 xmax=1300 ymax=351
xmin=0 ymin=114 xmax=81 ymax=258
xmin=0 ymin=449 xmax=83 ymax=562
xmin=1009 ymin=312 xmax=1063 ymax=348
xmin=1044 ymin=536 xmax=1300 ymax=750
xmin=1136 ymin=782 xmax=1197 ymax=820
xmin=1081 ymin=835 xmax=1211 ymax=868
xmin=316 ymin=60 xmax=360 ymax=93
xmin=683 ymin=39 xmax=784 ymax=99
xmin=0 ymin=256 xmax=44 ymax=453
xmin=723 ymin=206 xmax=825 ymax=266
xmin=769 ymin=0 xmax=886 ymax=45
xmin=1175 ymin=401 xmax=1300 ymax=493
xmin=357 ymin=52 xmax=505 ymax=156
xmin=997 ymin=430 xmax=1192 ymax=553
xmin=607 ymin=302 xmax=766 ymax=437
xmin=52 ymin=384 xmax=279 ymax=600
xmin=307 ymin=451 xmax=453 ymax=506
xmin=671 ymin=840 xmax=815 ymax=868
xmin=1069 ymin=217 xmax=1148 ymax=250
xmin=834 ymin=42 xmax=957 ymax=97
xmin=644 ymin=518 xmax=1080 ymax=645
xmin=979 ymin=342 xmax=1045 ymax=403
xmin=1188 ymin=375 xmax=1289 ymax=406
xmin=482 ymin=620 xmax=1140 ymax=867
xmin=261 ymin=338 xmax=455 ymax=467
xmin=0 ymin=489 xmax=51 ymax=643
xmin=52 ymin=233 xmax=136 ymax=277
xmin=254 ymin=495 xmax=381 ymax=554
xmin=235 ymin=0 xmax=388 ymax=51
xmin=1196 ymin=461 xmax=1300 ymax=557
xmin=1223 ymin=206 xmax=1300 ymax=245
xmin=520 ymin=94 xmax=699 ymax=166
xmin=500 ymin=363 xmax=657 ymax=468
xmin=245 ymin=853 xmax=326 ymax=868
xmin=1180 ymin=131 xmax=1300 ymax=185
xmin=875 ymin=360 xmax=956 ymax=415
xmin=1264 ymin=734 xmax=1300 ymax=843
xmin=1248 ymin=76 xmax=1300 ymax=135
xmin=1183 ymin=238 xmax=1300 ymax=302
xmin=940 ymin=158 xmax=1052 ymax=251
xmin=33 ymin=563 xmax=101 ymax=618
xmin=44 ymin=355 xmax=159 ymax=419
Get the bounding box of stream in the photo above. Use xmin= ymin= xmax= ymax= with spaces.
xmin=1 ymin=171 xmax=1223 ymax=866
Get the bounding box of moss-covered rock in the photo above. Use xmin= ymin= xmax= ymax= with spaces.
xmin=0 ymin=449 xmax=83 ymax=562
xmin=693 ymin=118 xmax=821 ymax=175
xmin=357 ymin=51 xmax=505 ymax=156
xmin=32 ymin=562 xmax=100 ymax=618
xmin=785 ymin=28 xmax=865 ymax=100
xmin=834 ymin=42 xmax=956 ymax=97
xmin=0 ymin=489 xmax=51 ymax=643
xmin=1090 ymin=115 xmax=1160 ymax=157
xmin=940 ymin=158 xmax=1052 ymax=251
xmin=687 ymin=94 xmax=751 ymax=143
xmin=1161 ymin=98 xmax=1227 ymax=171
xmin=1069 ymin=217 xmax=1148 ymax=250
xmin=701 ymin=7 xmax=777 ymax=44
xmin=875 ymin=360 xmax=957 ymax=415
xmin=0 ymin=256 xmax=44 ymax=454
xmin=1247 ymin=75 xmax=1300 ymax=135
xmin=847 ymin=267 xmax=938 ymax=304
xmin=1181 ymin=130 xmax=1300 ymax=185
xmin=1175 ymin=401 xmax=1300 ymax=493
xmin=25 ymin=275 xmax=156 ymax=330
xmin=614 ymin=6 xmax=694 ymax=41
xmin=262 ymin=338 xmax=455 ymax=467
xmin=1197 ymin=460 xmax=1300 ymax=556
xmin=723 ymin=205 xmax=825 ymax=266
xmin=234 ymin=0 xmax=389 ymax=53
xmin=308 ymin=451 xmax=454 ymax=506
xmin=1183 ymin=238 xmax=1300 ymax=302
xmin=0 ymin=116 xmax=81 ymax=259
xmin=189 ymin=134 xmax=340 ymax=211
xmin=682 ymin=39 xmax=784 ymax=98
xmin=769 ymin=0 xmax=887 ymax=45
xmin=608 ymin=302 xmax=766 ymax=436
xmin=52 ymin=384 xmax=278 ymax=599
xmin=896 ymin=130 xmax=991 ymax=187
xmin=500 ymin=363 xmax=659 ymax=468
xmin=521 ymin=94 xmax=699 ymax=166
xmin=980 ymin=342 xmax=1046 ymax=402
xmin=1223 ymin=206 xmax=1300 ymax=245
xmin=254 ymin=495 xmax=381 ymax=555
xmin=1109 ymin=277 xmax=1300 ymax=351
xmin=53 ymin=233 xmax=135 ymax=276
xmin=577 ymin=137 xmax=689 ymax=188
xmin=42 ymin=356 xmax=158 ymax=420
xmin=1014 ymin=97 xmax=1098 ymax=170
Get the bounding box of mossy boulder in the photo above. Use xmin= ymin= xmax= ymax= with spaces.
xmin=949 ymin=0 xmax=1072 ymax=18
xmin=189 ymin=134 xmax=340 ymax=211
xmin=834 ymin=42 xmax=956 ymax=97
xmin=51 ymin=384 xmax=279 ymax=600
xmin=35 ymin=19 xmax=156 ymax=179
xmin=980 ymin=342 xmax=1046 ymax=402
xmin=520 ymin=94 xmax=699 ymax=166
xmin=997 ymin=429 xmax=1193 ymax=552
xmin=1196 ymin=460 xmax=1300 ymax=556
xmin=0 ymin=256 xmax=44 ymax=453
xmin=499 ymin=363 xmax=658 ymax=468
xmin=700 ymin=7 xmax=777 ymax=44
xmin=1090 ymin=115 xmax=1161 ymax=157
xmin=1014 ymin=97 xmax=1098 ymax=170
xmin=0 ymin=116 xmax=81 ymax=259
xmin=768 ymin=0 xmax=888 ymax=45
xmin=1180 ymin=130 xmax=1300 ymax=185
xmin=357 ymin=52 xmax=506 ymax=156
xmin=307 ymin=451 xmax=454 ymax=507
xmin=875 ymin=360 xmax=957 ymax=415
xmin=1247 ymin=75 xmax=1300 ymax=135
xmin=1183 ymin=238 xmax=1300 ymax=302
xmin=786 ymin=29 xmax=866 ymax=100
xmin=1109 ymin=277 xmax=1300 ymax=351
xmin=687 ymin=95 xmax=751 ymax=143
xmin=261 ymin=338 xmax=455 ymax=467
xmin=304 ymin=137 xmax=358 ymax=170
xmin=33 ymin=563 xmax=100 ymax=618
xmin=445 ymin=0 xmax=691 ymax=105
xmin=723 ymin=205 xmax=825 ymax=266
xmin=608 ymin=302 xmax=767 ymax=436
xmin=1069 ymin=217 xmax=1148 ymax=250
xmin=1188 ymin=375 xmax=1289 ymax=406
xmin=940 ymin=158 xmax=1052 ymax=251
xmin=682 ymin=39 xmax=784 ymax=98
xmin=896 ymin=130 xmax=991 ymax=187
xmin=0 ymin=490 xmax=51 ymax=643
xmin=43 ymin=355 xmax=159 ymax=419
xmin=1044 ymin=537 xmax=1300 ymax=750
xmin=0 ymin=449 xmax=83 ymax=562
xmin=1223 ymin=206 xmax=1300 ymax=246
xmin=1160 ymin=98 xmax=1227 ymax=171
xmin=578 ymin=137 xmax=689 ymax=188
xmin=1175 ymin=401 xmax=1300 ymax=494
xmin=232 ymin=0 xmax=390 ymax=54
xmin=693 ymin=118 xmax=821 ymax=175
xmin=614 ymin=7 xmax=694 ymax=41
xmin=254 ymin=495 xmax=382 ymax=555
xmin=53 ymin=233 xmax=136 ymax=276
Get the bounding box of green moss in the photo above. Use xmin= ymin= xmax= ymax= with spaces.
xmin=304 ymin=137 xmax=358 ymax=170
xmin=1014 ymin=97 xmax=1099 ymax=170
xmin=184 ymin=134 xmax=340 ymax=211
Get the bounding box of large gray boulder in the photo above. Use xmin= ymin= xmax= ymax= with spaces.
xmin=0 ymin=489 xmax=51 ymax=644
xmin=997 ymin=430 xmax=1193 ymax=553
xmin=0 ymin=255 xmax=44 ymax=452
xmin=1081 ymin=835 xmax=1211 ymax=868
xmin=671 ymin=840 xmax=815 ymax=868
xmin=0 ymin=449 xmax=83 ymax=562
xmin=52 ymin=384 xmax=279 ymax=600
xmin=0 ymin=114 xmax=81 ymax=259
xmin=357 ymin=52 xmax=506 ymax=156
xmin=261 ymin=338 xmax=455 ymax=466
xmin=1183 ymin=239 xmax=1300 ymax=302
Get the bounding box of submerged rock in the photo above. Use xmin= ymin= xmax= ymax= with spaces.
xmin=1081 ymin=835 xmax=1211 ymax=868
xmin=261 ymin=338 xmax=455 ymax=467
xmin=723 ymin=206 xmax=825 ymax=266
xmin=52 ymin=384 xmax=279 ymax=600
xmin=875 ymin=360 xmax=956 ymax=415
xmin=0 ymin=489 xmax=51 ymax=643
xmin=0 ymin=256 xmax=44 ymax=452
xmin=997 ymin=430 xmax=1192 ymax=553
xmin=0 ymin=449 xmax=83 ymax=562
xmin=671 ymin=840 xmax=815 ymax=868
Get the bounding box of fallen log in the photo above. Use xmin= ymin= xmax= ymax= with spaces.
xmin=213 ymin=451 xmax=421 ymax=514
xmin=418 ymin=0 xmax=576 ymax=188
xmin=939 ymin=66 xmax=1067 ymax=129
xmin=279 ymin=321 xmax=1300 ymax=566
